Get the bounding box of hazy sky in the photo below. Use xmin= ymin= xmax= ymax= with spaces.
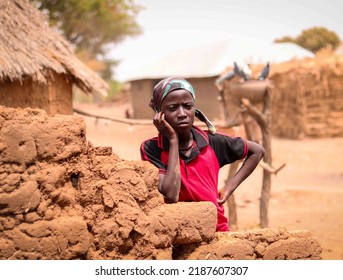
xmin=111 ymin=0 xmax=343 ymax=81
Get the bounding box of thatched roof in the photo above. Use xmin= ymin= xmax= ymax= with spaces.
xmin=246 ymin=50 xmax=343 ymax=86
xmin=0 ymin=0 xmax=108 ymax=96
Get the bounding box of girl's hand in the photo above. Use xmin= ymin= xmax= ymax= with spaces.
xmin=217 ymin=185 xmax=234 ymax=205
xmin=153 ymin=112 xmax=178 ymax=141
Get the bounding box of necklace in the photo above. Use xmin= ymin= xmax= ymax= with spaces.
xmin=179 ymin=141 xmax=194 ymax=151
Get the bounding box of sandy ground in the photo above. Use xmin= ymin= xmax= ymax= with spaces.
xmin=74 ymin=102 xmax=343 ymax=260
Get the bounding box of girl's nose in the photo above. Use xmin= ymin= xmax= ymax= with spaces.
xmin=178 ymin=106 xmax=186 ymax=117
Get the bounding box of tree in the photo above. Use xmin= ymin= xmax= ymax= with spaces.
xmin=296 ymin=27 xmax=340 ymax=53
xmin=274 ymin=27 xmax=341 ymax=53
xmin=274 ymin=35 xmax=295 ymax=44
xmin=30 ymin=0 xmax=142 ymax=81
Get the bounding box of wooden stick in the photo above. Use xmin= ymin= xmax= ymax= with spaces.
xmin=259 ymin=161 xmax=286 ymax=175
xmin=74 ymin=107 xmax=224 ymax=128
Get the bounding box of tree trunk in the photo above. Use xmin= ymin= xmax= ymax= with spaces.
xmin=241 ymin=86 xmax=272 ymax=228
xmin=260 ymin=88 xmax=271 ymax=228
xmin=217 ymin=89 xmax=231 ymax=127
xmin=260 ymin=121 xmax=271 ymax=228
xmin=226 ymin=161 xmax=240 ymax=228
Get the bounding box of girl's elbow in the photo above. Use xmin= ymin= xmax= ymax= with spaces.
xmin=164 ymin=195 xmax=179 ymax=203
xmin=158 ymin=187 xmax=179 ymax=203
xmin=165 ymin=189 xmax=179 ymax=203
xmin=247 ymin=141 xmax=265 ymax=160
xmin=259 ymin=146 xmax=266 ymax=160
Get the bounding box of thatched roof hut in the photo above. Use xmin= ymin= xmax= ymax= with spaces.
xmin=0 ymin=0 xmax=108 ymax=115
xmin=269 ymin=52 xmax=343 ymax=138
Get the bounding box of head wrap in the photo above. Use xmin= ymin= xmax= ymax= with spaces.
xmin=149 ymin=77 xmax=216 ymax=134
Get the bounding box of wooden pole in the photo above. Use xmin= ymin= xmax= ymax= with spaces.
xmin=241 ymin=86 xmax=271 ymax=228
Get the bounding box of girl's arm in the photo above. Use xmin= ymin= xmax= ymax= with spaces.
xmin=153 ymin=112 xmax=181 ymax=203
xmin=217 ymin=140 xmax=265 ymax=205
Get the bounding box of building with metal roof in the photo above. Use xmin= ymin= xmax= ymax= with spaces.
xmin=127 ymin=39 xmax=313 ymax=119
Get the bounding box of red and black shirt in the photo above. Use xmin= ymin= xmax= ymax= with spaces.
xmin=140 ymin=126 xmax=248 ymax=231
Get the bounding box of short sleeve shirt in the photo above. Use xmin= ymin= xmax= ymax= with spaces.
xmin=140 ymin=126 xmax=248 ymax=231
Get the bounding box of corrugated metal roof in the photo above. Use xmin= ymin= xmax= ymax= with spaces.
xmin=125 ymin=39 xmax=314 ymax=82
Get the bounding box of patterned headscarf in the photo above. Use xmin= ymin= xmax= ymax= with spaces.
xmin=149 ymin=77 xmax=216 ymax=134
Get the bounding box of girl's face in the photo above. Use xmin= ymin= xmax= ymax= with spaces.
xmin=161 ymin=89 xmax=195 ymax=133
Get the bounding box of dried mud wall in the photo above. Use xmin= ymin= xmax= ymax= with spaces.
xmin=270 ymin=55 xmax=343 ymax=139
xmin=0 ymin=73 xmax=73 ymax=116
xmin=0 ymin=106 xmax=322 ymax=260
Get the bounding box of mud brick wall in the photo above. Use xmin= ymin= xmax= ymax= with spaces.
xmin=0 ymin=106 xmax=322 ymax=259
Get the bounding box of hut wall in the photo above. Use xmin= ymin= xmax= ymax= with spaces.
xmin=130 ymin=77 xmax=221 ymax=120
xmin=270 ymin=67 xmax=343 ymax=139
xmin=270 ymin=73 xmax=306 ymax=139
xmin=304 ymin=74 xmax=343 ymax=137
xmin=0 ymin=73 xmax=72 ymax=115
xmin=130 ymin=79 xmax=156 ymax=119
xmin=187 ymin=77 xmax=221 ymax=121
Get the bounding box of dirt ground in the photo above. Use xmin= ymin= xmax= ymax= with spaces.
xmin=74 ymin=102 xmax=343 ymax=260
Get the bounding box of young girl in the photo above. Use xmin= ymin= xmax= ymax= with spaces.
xmin=140 ymin=77 xmax=265 ymax=231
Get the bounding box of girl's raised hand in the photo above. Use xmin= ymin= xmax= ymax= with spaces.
xmin=153 ymin=112 xmax=178 ymax=141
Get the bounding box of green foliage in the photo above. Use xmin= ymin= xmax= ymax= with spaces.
xmin=30 ymin=0 xmax=142 ymax=82
xmin=274 ymin=27 xmax=341 ymax=53
xmin=274 ymin=35 xmax=295 ymax=44
xmin=106 ymin=79 xmax=124 ymax=101
xmin=31 ymin=0 xmax=142 ymax=54
xmin=295 ymin=27 xmax=340 ymax=53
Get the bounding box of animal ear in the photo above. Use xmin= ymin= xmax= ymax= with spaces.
xmin=233 ymin=62 xmax=248 ymax=81
xmin=258 ymin=62 xmax=270 ymax=80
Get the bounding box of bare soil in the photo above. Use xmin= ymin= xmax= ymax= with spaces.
xmin=74 ymin=102 xmax=343 ymax=260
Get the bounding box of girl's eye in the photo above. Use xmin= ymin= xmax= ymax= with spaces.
xmin=185 ymin=104 xmax=193 ymax=109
